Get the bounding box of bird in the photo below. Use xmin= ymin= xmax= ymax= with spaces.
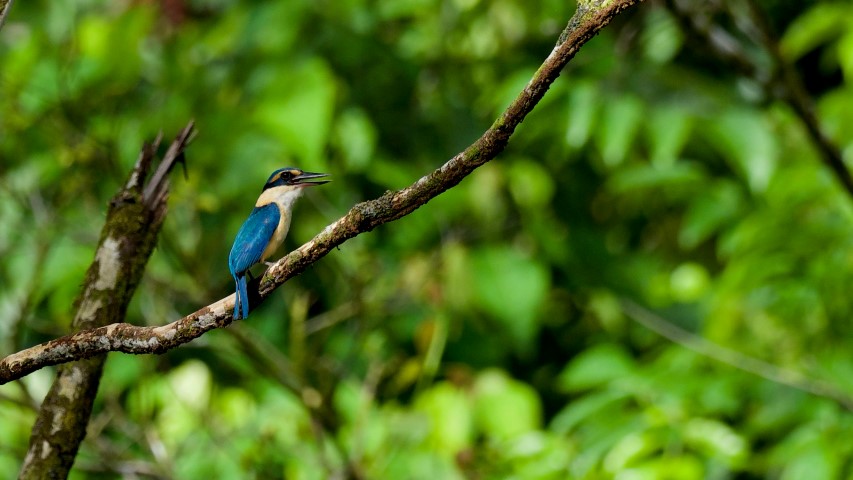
xmin=228 ymin=167 xmax=329 ymax=320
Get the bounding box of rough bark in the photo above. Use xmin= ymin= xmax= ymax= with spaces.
xmin=17 ymin=123 xmax=195 ymax=479
xmin=0 ymin=0 xmax=14 ymax=32
xmin=0 ymin=1 xmax=643 ymax=387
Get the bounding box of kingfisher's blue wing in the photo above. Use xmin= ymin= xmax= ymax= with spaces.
xmin=229 ymin=203 xmax=280 ymax=276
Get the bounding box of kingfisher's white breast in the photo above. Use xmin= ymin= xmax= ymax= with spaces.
xmin=256 ymin=186 xmax=305 ymax=262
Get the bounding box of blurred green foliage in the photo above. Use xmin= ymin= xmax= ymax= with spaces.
xmin=2 ymin=0 xmax=853 ymax=478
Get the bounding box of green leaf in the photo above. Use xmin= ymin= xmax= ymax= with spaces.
xmin=381 ymin=451 xmax=465 ymax=480
xmin=607 ymin=162 xmax=705 ymax=194
xmin=779 ymin=442 xmax=839 ymax=480
xmin=587 ymin=290 xmax=627 ymax=333
xmin=168 ymin=360 xmax=211 ymax=410
xmin=507 ymin=158 xmax=556 ymax=208
xmin=550 ymin=390 xmax=631 ymax=435
xmin=557 ymin=343 xmax=636 ymax=392
xmin=817 ymin=88 xmax=853 ymax=143
xmin=595 ymin=95 xmax=644 ymax=167
xmin=679 ymin=180 xmax=744 ymax=249
xmin=641 ymin=8 xmax=684 ymax=64
xmin=565 ymin=80 xmax=600 ymax=148
xmin=471 ymin=247 xmax=550 ymax=355
xmin=646 ymin=106 xmax=693 ymax=167
xmin=333 ymin=379 xmax=363 ymax=426
xmin=780 ymin=3 xmax=850 ymax=61
xmin=500 ymin=431 xmax=575 ymax=478
xmin=252 ymin=59 xmax=337 ymax=163
xmin=838 ymin=30 xmax=853 ymax=84
xmin=101 ymin=354 xmax=145 ymax=395
xmin=213 ymin=388 xmax=258 ymax=430
xmin=603 ymin=431 xmax=663 ymax=472
xmin=334 ymin=108 xmax=378 ymax=171
xmin=669 ymin=262 xmax=710 ymax=302
xmin=610 ymin=456 xmax=705 ymax=479
xmin=245 ymin=2 xmax=306 ymax=55
xmin=707 ymin=109 xmax=778 ymax=192
xmin=76 ymin=8 xmax=154 ymax=84
xmin=414 ymin=382 xmax=473 ymax=455
xmin=682 ymin=418 xmax=749 ymax=467
xmin=473 ymin=369 xmax=542 ymax=439
xmin=18 ymin=59 xmax=62 ymax=116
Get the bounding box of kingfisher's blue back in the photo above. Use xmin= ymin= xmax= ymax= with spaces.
xmin=229 ymin=203 xmax=281 ymax=319
xmin=228 ymin=168 xmax=329 ymax=320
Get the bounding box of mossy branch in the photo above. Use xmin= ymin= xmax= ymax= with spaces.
xmin=0 ymin=0 xmax=643 ymax=386
xmin=17 ymin=123 xmax=195 ymax=479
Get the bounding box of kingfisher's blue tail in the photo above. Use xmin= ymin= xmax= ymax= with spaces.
xmin=234 ymin=275 xmax=250 ymax=319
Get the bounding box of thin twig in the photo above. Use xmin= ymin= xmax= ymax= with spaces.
xmin=741 ymin=0 xmax=853 ymax=197
xmin=667 ymin=0 xmax=853 ymax=199
xmin=143 ymin=122 xmax=195 ymax=206
xmin=621 ymin=299 xmax=853 ymax=410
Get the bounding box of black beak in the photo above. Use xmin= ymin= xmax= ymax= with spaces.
xmin=291 ymin=171 xmax=330 ymax=187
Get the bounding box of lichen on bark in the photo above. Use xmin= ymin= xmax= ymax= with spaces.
xmin=18 ymin=124 xmax=194 ymax=479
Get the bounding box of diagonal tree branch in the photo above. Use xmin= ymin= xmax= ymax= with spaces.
xmin=0 ymin=0 xmax=644 ymax=385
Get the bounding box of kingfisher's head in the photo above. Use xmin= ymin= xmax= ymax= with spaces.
xmin=263 ymin=167 xmax=330 ymax=191
xmin=256 ymin=167 xmax=329 ymax=208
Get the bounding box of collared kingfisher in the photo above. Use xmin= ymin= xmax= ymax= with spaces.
xmin=229 ymin=167 xmax=329 ymax=319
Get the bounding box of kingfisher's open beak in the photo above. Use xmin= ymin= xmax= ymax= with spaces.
xmin=291 ymin=171 xmax=330 ymax=187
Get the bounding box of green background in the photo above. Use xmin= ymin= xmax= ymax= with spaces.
xmin=2 ymin=0 xmax=853 ymax=478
